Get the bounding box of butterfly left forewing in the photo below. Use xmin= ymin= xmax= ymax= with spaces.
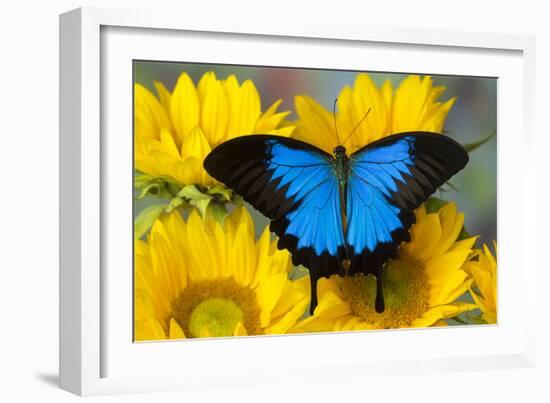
xmin=204 ymin=135 xmax=348 ymax=310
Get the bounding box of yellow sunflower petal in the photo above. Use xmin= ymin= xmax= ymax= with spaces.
xmin=255 ymin=100 xmax=292 ymax=133
xmin=380 ymin=80 xmax=393 ymax=117
xmin=236 ymin=80 xmax=261 ymax=135
xmin=179 ymin=127 xmax=214 ymax=184
xmin=466 ymin=243 xmax=497 ymax=323
xmin=170 ymin=72 xmax=200 ymax=145
xmin=153 ymin=80 xmax=172 ymax=112
xmin=265 ymin=283 xmax=309 ymax=335
xmin=411 ymin=302 xmax=476 ymax=327
xmin=169 ymin=318 xmax=186 ymax=339
xmin=135 ymin=207 xmax=307 ymax=341
xmin=158 ymin=128 xmax=181 ymax=159
xmin=346 ymin=73 xmax=389 ymax=146
xmin=450 ymin=236 xmax=478 ymax=252
xmin=134 ymin=83 xmax=172 ymax=140
xmin=135 ymin=71 xmax=291 ymax=188
xmin=425 ymin=249 xmax=472 ymax=280
xmin=200 ymin=79 xmax=229 ymax=147
xmin=197 ymin=71 xmax=218 ymax=103
xmin=256 ymin=273 xmax=288 ymax=327
xmin=428 ymin=204 xmax=463 ymax=260
xmin=230 ymin=217 xmax=257 ymax=287
xmin=312 ymin=290 xmax=351 ymax=318
xmin=184 ymin=210 xmax=219 ymax=281
xmin=233 ymin=322 xmax=248 ymax=336
xmin=251 ymin=227 xmax=272 ymax=289
xmin=170 ymin=158 xmax=203 ymax=185
xmin=391 ymin=76 xmax=438 ymax=133
xmin=402 ymin=212 xmax=442 ymax=262
xmin=483 ymin=244 xmax=497 ymax=268
xmin=388 ymin=75 xmax=420 ymax=132
xmin=224 ymin=76 xmax=261 ymax=139
xmin=269 ymin=276 xmax=310 ymax=320
xmin=293 ymin=95 xmax=337 ymax=153
xmin=135 ymin=318 xmax=167 ymax=341
xmin=430 ymin=277 xmax=472 ymax=306
xmin=291 ymin=72 xmax=455 ymax=154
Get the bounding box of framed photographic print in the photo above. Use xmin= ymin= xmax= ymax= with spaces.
xmin=60 ymin=6 xmax=537 ymax=396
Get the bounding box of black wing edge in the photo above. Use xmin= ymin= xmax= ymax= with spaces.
xmin=204 ymin=135 xmax=344 ymax=311
xmin=354 ymin=131 xmax=470 ymax=211
xmin=347 ymin=132 xmax=469 ymax=312
xmin=203 ymin=134 xmax=332 ymax=219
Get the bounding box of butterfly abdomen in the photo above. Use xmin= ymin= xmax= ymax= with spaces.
xmin=333 ymin=149 xmax=352 ymax=274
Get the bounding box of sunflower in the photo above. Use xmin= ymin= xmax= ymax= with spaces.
xmin=291 ymin=73 xmax=455 ymax=154
xmin=292 ymin=203 xmax=477 ymax=332
xmin=464 ymin=243 xmax=497 ymax=324
xmin=135 ymin=71 xmax=293 ymax=188
xmin=134 ymin=207 xmax=309 ymax=340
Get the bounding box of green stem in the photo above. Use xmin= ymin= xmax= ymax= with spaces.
xmin=462 ymin=130 xmax=496 ymax=153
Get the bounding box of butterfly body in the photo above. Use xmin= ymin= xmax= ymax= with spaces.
xmin=204 ymin=132 xmax=468 ymax=314
xmin=332 ymin=145 xmax=351 ymax=271
xmin=333 ymin=145 xmax=350 ymax=186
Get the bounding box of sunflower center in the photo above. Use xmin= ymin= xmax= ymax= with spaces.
xmin=188 ymin=298 xmax=243 ymax=337
xmin=171 ymin=277 xmax=262 ymax=338
xmin=340 ymin=253 xmax=430 ymax=328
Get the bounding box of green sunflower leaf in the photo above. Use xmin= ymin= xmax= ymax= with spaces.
xmin=178 ymin=184 xmax=213 ymax=201
xmin=207 ymin=184 xmax=232 ymax=202
xmin=134 ymin=204 xmax=165 ymax=240
xmin=190 ymin=198 xmax=212 ymax=218
xmin=457 ymin=226 xmax=471 ymax=241
xmin=448 ymin=315 xmax=468 ymax=325
xmin=137 ymin=182 xmax=162 ymax=199
xmin=135 ymin=174 xmax=180 ymax=200
xmin=177 ymin=185 xmax=216 ymax=217
xmin=207 ymin=202 xmax=228 ymax=226
xmin=462 ymin=130 xmax=496 ymax=153
xmin=165 ymin=197 xmax=185 ymax=213
xmin=425 ymin=197 xmax=448 ymax=213
xmin=133 ymin=173 xmax=152 ymax=188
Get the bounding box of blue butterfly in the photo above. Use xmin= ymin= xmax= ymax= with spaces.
xmin=204 ymin=132 xmax=468 ymax=313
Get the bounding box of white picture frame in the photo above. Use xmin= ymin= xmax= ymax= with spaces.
xmin=59 ymin=6 xmax=537 ymax=396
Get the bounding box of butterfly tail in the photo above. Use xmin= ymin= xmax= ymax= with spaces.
xmin=309 ymin=274 xmax=319 ymax=315
xmin=375 ymin=268 xmax=385 ymax=313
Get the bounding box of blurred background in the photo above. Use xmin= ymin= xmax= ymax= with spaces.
xmin=134 ymin=61 xmax=497 ymax=246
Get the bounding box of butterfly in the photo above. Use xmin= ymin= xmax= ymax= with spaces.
xmin=203 ymin=131 xmax=468 ymax=314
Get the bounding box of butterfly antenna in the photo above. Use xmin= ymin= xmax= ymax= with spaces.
xmin=342 ymin=107 xmax=371 ymax=146
xmin=333 ymin=98 xmax=342 ymax=145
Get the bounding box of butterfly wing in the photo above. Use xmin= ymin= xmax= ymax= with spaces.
xmin=346 ymin=132 xmax=468 ymax=310
xmin=204 ymin=135 xmax=347 ymax=309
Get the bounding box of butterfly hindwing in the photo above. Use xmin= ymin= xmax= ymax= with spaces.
xmin=204 ymin=136 xmax=347 ymax=308
xmin=346 ymin=132 xmax=469 ymax=278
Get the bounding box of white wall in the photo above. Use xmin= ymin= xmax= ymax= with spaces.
xmin=0 ymin=0 xmax=548 ymax=402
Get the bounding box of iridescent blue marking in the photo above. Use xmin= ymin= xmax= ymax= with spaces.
xmin=346 ymin=137 xmax=415 ymax=253
xmin=262 ymin=137 xmax=420 ymax=257
xmin=265 ymin=141 xmax=344 ymax=255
